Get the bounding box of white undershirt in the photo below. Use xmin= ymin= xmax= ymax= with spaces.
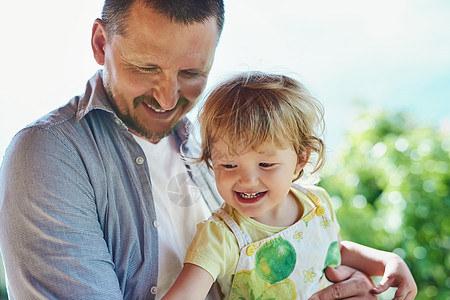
xmin=133 ymin=134 xmax=211 ymax=299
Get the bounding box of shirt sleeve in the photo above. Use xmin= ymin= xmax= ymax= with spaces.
xmin=0 ymin=127 xmax=123 ymax=299
xmin=184 ymin=216 xmax=240 ymax=281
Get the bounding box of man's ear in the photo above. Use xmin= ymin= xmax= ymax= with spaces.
xmin=91 ymin=18 xmax=107 ymax=65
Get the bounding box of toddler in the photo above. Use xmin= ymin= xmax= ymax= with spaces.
xmin=163 ymin=71 xmax=416 ymax=300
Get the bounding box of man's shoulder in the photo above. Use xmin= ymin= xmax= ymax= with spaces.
xmin=28 ymin=97 xmax=79 ymax=130
xmin=7 ymin=99 xmax=116 ymax=162
xmin=27 ymin=71 xmax=110 ymax=132
xmin=17 ymin=97 xmax=91 ymax=144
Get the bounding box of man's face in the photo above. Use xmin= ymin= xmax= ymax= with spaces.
xmin=92 ymin=1 xmax=219 ymax=142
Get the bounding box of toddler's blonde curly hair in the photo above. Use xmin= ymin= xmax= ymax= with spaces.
xmin=198 ymin=71 xmax=325 ymax=181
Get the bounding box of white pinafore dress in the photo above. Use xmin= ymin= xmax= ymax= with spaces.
xmin=214 ymin=184 xmax=341 ymax=300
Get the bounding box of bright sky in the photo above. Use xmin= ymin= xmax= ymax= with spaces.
xmin=1 ymin=0 xmax=449 ymax=159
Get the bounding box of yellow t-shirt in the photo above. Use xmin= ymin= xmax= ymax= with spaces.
xmin=184 ymin=185 xmax=339 ymax=298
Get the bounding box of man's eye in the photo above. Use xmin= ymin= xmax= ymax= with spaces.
xmin=260 ymin=163 xmax=275 ymax=168
xmin=180 ymin=70 xmax=201 ymax=78
xmin=136 ymin=66 xmax=159 ymax=73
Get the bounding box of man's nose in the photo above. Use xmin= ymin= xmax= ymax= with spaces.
xmin=153 ymin=74 xmax=179 ymax=110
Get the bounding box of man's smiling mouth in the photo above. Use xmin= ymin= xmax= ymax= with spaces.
xmin=145 ymin=103 xmax=167 ymax=113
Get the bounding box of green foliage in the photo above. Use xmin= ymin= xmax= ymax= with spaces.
xmin=319 ymin=104 xmax=450 ymax=299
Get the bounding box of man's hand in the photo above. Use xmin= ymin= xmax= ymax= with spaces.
xmin=309 ymin=265 xmax=376 ymax=299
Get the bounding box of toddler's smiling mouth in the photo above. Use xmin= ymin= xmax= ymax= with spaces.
xmin=239 ymin=192 xmax=265 ymax=199
xmin=235 ymin=191 xmax=268 ymax=204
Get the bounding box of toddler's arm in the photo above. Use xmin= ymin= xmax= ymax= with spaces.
xmin=340 ymin=241 xmax=417 ymax=299
xmin=162 ymin=263 xmax=214 ymax=300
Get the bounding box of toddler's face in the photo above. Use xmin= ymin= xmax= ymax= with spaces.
xmin=211 ymin=139 xmax=303 ymax=222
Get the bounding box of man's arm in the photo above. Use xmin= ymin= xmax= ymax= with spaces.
xmin=0 ymin=128 xmax=123 ymax=299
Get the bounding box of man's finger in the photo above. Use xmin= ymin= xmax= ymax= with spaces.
xmin=323 ymin=265 xmax=355 ymax=282
xmin=309 ymin=282 xmax=377 ymax=300
xmin=309 ymin=267 xmax=376 ymax=300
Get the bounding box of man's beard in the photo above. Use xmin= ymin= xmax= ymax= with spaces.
xmin=105 ymin=86 xmax=187 ymax=141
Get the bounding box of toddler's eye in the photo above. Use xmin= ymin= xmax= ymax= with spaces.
xmin=222 ymin=164 xmax=237 ymax=169
xmin=260 ymin=163 xmax=275 ymax=168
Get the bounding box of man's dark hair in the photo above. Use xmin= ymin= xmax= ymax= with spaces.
xmin=101 ymin=0 xmax=224 ymax=38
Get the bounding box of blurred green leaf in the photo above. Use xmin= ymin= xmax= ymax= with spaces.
xmin=319 ymin=103 xmax=450 ymax=299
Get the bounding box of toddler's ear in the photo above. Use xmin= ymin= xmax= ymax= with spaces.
xmin=296 ymin=149 xmax=311 ymax=173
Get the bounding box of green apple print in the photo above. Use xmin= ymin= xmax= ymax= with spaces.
xmin=255 ymin=237 xmax=296 ymax=284
xmin=323 ymin=241 xmax=341 ymax=270
xmin=229 ymin=237 xmax=297 ymax=300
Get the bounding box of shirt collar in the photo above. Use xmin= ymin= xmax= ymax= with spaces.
xmin=75 ymin=70 xmax=113 ymax=121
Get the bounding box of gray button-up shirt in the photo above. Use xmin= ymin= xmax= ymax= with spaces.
xmin=0 ymin=71 xmax=221 ymax=299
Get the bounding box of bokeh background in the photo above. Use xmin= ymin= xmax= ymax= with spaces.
xmin=1 ymin=1 xmax=449 ymax=299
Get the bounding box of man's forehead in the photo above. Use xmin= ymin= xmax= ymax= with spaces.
xmin=112 ymin=19 xmax=217 ymax=69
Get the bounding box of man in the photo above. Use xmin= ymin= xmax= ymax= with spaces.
xmin=0 ymin=0 xmax=402 ymax=299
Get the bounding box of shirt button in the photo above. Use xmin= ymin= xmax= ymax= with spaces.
xmin=153 ymin=220 xmax=160 ymax=228
xmin=246 ymin=244 xmax=256 ymax=256
xmin=316 ymin=206 xmax=326 ymax=216
xmin=150 ymin=286 xmax=157 ymax=295
xmin=136 ymin=157 xmax=145 ymax=165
